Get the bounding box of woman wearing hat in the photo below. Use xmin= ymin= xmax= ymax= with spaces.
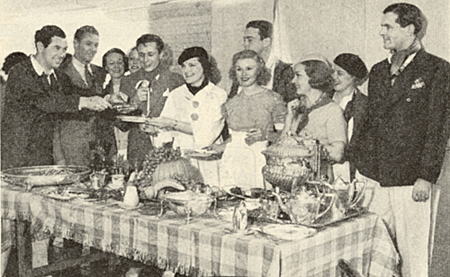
xmin=152 ymin=46 xmax=227 ymax=186
xmin=281 ymin=54 xmax=347 ymax=181
xmin=331 ymin=53 xmax=368 ymax=182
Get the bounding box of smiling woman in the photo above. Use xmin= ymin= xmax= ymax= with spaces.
xmin=155 ymin=46 xmax=227 ymax=187
xmin=218 ymin=49 xmax=286 ymax=190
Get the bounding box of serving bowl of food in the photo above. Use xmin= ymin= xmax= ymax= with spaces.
xmin=1 ymin=165 xmax=91 ymax=189
xmin=160 ymin=190 xmax=215 ymax=217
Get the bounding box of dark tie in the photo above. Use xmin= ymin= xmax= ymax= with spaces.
xmin=41 ymin=73 xmax=58 ymax=91
xmin=343 ymin=94 xmax=356 ymax=122
xmin=49 ymin=73 xmax=58 ymax=91
xmin=85 ymin=64 xmax=94 ymax=88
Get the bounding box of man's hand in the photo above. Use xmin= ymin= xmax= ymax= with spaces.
xmin=79 ymin=96 xmax=112 ymax=111
xmin=136 ymin=87 xmax=149 ymax=102
xmin=412 ymin=178 xmax=432 ymax=202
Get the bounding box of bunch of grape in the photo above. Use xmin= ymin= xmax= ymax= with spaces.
xmin=141 ymin=144 xmax=182 ymax=185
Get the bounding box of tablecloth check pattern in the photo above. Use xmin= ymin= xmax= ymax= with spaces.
xmin=1 ymin=185 xmax=399 ymax=277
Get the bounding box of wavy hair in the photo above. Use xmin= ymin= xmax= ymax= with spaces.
xmin=299 ymin=60 xmax=334 ymax=94
xmin=229 ymin=50 xmax=271 ymax=86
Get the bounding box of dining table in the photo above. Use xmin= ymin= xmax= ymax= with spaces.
xmin=1 ymin=181 xmax=399 ymax=277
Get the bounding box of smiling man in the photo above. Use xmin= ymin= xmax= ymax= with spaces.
xmin=1 ymin=25 xmax=110 ymax=170
xmin=229 ymin=20 xmax=296 ymax=103
xmin=350 ymin=3 xmax=450 ymax=277
xmin=53 ymin=25 xmax=110 ymax=167
xmin=120 ymin=34 xmax=184 ymax=166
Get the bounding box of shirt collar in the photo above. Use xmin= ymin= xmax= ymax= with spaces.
xmin=30 ymin=55 xmax=55 ymax=76
xmin=334 ymin=89 xmax=356 ymax=110
xmin=72 ymin=56 xmax=91 ymax=73
xmin=388 ymin=51 xmax=418 ymax=67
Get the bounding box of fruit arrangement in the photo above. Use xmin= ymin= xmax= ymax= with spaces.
xmin=141 ymin=142 xmax=183 ymax=185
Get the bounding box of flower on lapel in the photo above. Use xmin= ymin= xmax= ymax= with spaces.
xmin=411 ymin=77 xmax=425 ymax=89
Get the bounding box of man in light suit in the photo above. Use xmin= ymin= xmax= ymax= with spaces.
xmin=229 ymin=20 xmax=296 ymax=103
xmin=53 ymin=25 xmax=111 ymax=166
xmin=351 ymin=3 xmax=450 ymax=277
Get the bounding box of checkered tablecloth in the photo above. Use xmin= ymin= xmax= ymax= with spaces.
xmin=1 ymin=184 xmax=399 ymax=277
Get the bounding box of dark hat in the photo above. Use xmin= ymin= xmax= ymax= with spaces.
xmin=333 ymin=53 xmax=368 ymax=80
xmin=178 ymin=47 xmax=208 ymax=65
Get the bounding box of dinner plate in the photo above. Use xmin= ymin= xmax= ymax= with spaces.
xmin=261 ymin=224 xmax=316 ymax=240
xmin=118 ymin=202 xmax=144 ymax=210
xmin=117 ymin=115 xmax=148 ymax=124
xmin=184 ymin=149 xmax=218 ymax=158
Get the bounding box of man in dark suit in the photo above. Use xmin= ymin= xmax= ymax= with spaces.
xmin=0 ymin=25 xmax=110 ymax=274
xmin=53 ymin=25 xmax=110 ymax=167
xmin=228 ymin=20 xmax=296 ymax=103
xmin=1 ymin=25 xmax=110 ymax=170
xmin=351 ymin=4 xmax=450 ymax=277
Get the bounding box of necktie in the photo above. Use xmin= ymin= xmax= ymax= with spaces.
xmin=49 ymin=73 xmax=58 ymax=91
xmin=343 ymin=94 xmax=356 ymax=122
xmin=85 ymin=64 xmax=94 ymax=88
xmin=40 ymin=74 xmax=50 ymax=91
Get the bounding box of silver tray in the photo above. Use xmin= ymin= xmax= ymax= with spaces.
xmin=1 ymin=165 xmax=91 ymax=189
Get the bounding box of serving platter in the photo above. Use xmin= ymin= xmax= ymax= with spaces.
xmin=40 ymin=187 xmax=90 ymax=201
xmin=1 ymin=165 xmax=90 ymax=190
xmin=116 ymin=115 xmax=148 ymax=124
xmin=296 ymin=208 xmax=367 ymax=229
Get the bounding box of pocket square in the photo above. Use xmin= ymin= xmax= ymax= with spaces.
xmin=162 ymin=88 xmax=170 ymax=97
xmin=411 ymin=78 xmax=425 ymax=89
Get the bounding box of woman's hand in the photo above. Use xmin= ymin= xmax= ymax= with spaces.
xmin=245 ymin=128 xmax=266 ymax=146
xmin=204 ymin=143 xmax=227 ymax=153
xmin=147 ymin=117 xmax=176 ymax=129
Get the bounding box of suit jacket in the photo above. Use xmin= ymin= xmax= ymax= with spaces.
xmin=344 ymin=88 xmax=368 ymax=159
xmin=1 ymin=57 xmax=80 ymax=169
xmin=229 ymin=60 xmax=296 ymax=103
xmin=53 ymin=57 xmax=108 ymax=166
xmin=351 ymin=49 xmax=450 ymax=186
xmin=120 ymin=66 xmax=184 ymax=166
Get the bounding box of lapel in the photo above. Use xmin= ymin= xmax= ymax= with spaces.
xmin=63 ymin=58 xmax=89 ymax=89
xmin=382 ymin=49 xmax=428 ymax=109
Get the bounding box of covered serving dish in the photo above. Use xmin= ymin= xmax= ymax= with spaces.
xmin=262 ymin=136 xmax=321 ymax=192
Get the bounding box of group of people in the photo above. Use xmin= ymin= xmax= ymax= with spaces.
xmin=1 ymin=2 xmax=449 ymax=277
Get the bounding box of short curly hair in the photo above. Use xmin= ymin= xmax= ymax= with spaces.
xmin=228 ymin=50 xmax=271 ymax=86
xmin=298 ymin=60 xmax=334 ymax=93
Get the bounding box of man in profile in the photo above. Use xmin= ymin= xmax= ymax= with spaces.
xmin=229 ymin=20 xmax=296 ymax=102
xmin=350 ymin=3 xmax=450 ymax=277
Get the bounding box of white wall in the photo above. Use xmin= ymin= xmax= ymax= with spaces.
xmin=1 ymin=0 xmax=448 ymax=93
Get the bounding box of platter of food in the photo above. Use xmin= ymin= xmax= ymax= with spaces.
xmin=41 ymin=187 xmax=90 ymax=201
xmin=1 ymin=165 xmax=90 ymax=188
xmin=222 ymin=186 xmax=272 ymax=199
xmin=116 ymin=115 xmax=148 ymax=124
xmin=112 ymin=103 xmax=138 ymax=114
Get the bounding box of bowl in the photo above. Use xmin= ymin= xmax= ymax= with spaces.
xmin=162 ymin=191 xmax=214 ymax=216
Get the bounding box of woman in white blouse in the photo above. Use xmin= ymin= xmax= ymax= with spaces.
xmin=151 ymin=47 xmax=227 ymax=186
